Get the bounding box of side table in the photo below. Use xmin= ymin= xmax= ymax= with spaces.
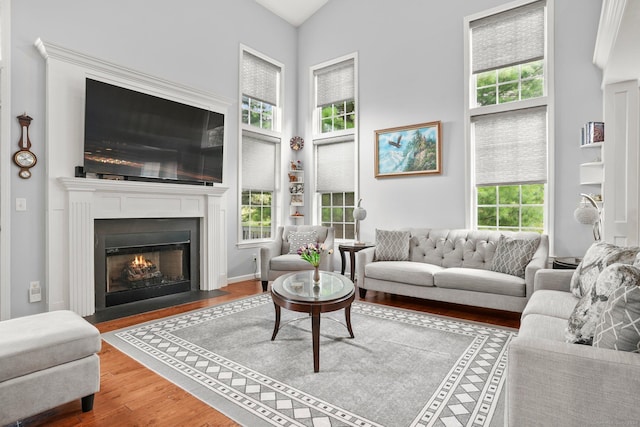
xmin=552 ymin=257 xmax=581 ymax=269
xmin=338 ymin=242 xmax=374 ymax=282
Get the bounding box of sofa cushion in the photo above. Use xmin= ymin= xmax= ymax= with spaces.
xmin=287 ymin=230 xmax=318 ymax=254
xmin=566 ymin=263 xmax=640 ymax=344
xmin=569 ymin=242 xmax=640 ymax=298
xmin=490 ymin=234 xmax=540 ymax=278
xmin=522 ymin=290 xmax=577 ymax=320
xmin=365 ymin=261 xmax=440 ymax=287
xmin=593 ymin=284 xmax=640 ymax=353
xmin=375 ymin=229 xmax=410 ymax=261
xmin=518 ymin=313 xmax=568 ymax=342
xmin=0 ymin=310 xmax=101 ymax=382
xmin=270 ymin=254 xmax=315 ymax=270
xmin=434 ymin=267 xmax=525 ymax=297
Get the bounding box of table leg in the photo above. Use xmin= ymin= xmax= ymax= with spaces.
xmin=312 ymin=309 xmax=321 ymax=372
xmin=339 ymin=248 xmax=347 ymax=276
xmin=349 ymin=251 xmax=357 ymax=282
xmin=345 ymin=304 xmax=355 ymax=338
xmin=271 ymin=303 xmax=281 ymax=341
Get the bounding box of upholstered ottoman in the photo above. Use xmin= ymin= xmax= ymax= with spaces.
xmin=0 ymin=310 xmax=101 ymax=425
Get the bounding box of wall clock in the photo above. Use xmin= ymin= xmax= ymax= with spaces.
xmin=290 ymin=136 xmax=304 ymax=151
xmin=13 ymin=113 xmax=36 ymax=179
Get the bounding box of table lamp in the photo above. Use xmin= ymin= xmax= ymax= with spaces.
xmin=573 ymin=193 xmax=601 ymax=241
xmin=353 ymin=198 xmax=367 ymax=245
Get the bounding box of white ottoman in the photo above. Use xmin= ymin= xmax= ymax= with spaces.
xmin=0 ymin=310 xmax=101 ymax=425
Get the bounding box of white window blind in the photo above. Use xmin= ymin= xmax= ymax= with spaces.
xmin=242 ymin=131 xmax=277 ymax=191
xmin=471 ymin=1 xmax=545 ymax=73
xmin=473 ymin=107 xmax=547 ymax=186
xmin=316 ymin=139 xmax=355 ymax=193
xmin=242 ymin=51 xmax=280 ymax=106
xmin=315 ymin=59 xmax=354 ymax=107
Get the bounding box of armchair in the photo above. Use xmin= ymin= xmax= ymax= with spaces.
xmin=260 ymin=225 xmax=335 ymax=291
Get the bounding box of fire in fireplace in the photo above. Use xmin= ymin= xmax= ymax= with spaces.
xmin=95 ymin=218 xmax=200 ymax=310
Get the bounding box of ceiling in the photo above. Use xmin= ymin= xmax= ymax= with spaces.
xmin=255 ymin=0 xmax=329 ymax=27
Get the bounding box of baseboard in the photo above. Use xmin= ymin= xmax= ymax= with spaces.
xmin=227 ymin=274 xmax=260 ymax=284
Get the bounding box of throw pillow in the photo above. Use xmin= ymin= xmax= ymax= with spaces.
xmin=489 ymin=235 xmax=540 ymax=278
xmin=569 ymin=242 xmax=640 ymax=298
xmin=287 ymin=230 xmax=318 ymax=254
xmin=375 ymin=229 xmax=410 ymax=261
xmin=593 ymin=284 xmax=640 ymax=353
xmin=566 ymin=263 xmax=640 ymax=345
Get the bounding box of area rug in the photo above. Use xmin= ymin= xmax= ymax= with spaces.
xmin=102 ymin=294 xmax=516 ymax=426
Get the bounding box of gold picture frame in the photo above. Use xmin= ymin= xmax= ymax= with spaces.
xmin=374 ymin=121 xmax=442 ymax=178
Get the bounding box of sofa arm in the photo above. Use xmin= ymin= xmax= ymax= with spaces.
xmin=507 ymin=336 xmax=640 ymax=426
xmin=534 ymin=268 xmax=574 ymax=292
xmin=523 ymin=234 xmax=549 ymax=298
xmin=355 ymin=246 xmax=376 ymax=286
xmin=259 ymin=240 xmax=280 ymax=280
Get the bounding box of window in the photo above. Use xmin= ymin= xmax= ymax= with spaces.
xmin=239 ymin=48 xmax=282 ymax=243
xmin=313 ymin=55 xmax=357 ymax=239
xmin=316 ymin=139 xmax=356 ymax=239
xmin=466 ymin=0 xmax=551 ymax=234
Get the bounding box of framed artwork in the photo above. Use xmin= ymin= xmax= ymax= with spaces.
xmin=374 ymin=121 xmax=442 ymax=178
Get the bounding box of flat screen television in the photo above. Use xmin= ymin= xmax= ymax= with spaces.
xmin=83 ymin=78 xmax=224 ymax=185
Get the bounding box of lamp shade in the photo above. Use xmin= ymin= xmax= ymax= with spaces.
xmin=353 ymin=206 xmax=367 ymax=221
xmin=574 ymin=205 xmax=599 ymax=225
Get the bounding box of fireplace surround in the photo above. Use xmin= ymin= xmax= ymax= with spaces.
xmin=37 ymin=39 xmax=230 ymax=317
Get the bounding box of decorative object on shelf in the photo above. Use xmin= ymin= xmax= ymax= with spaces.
xmin=13 ymin=113 xmax=37 ymax=179
xmin=289 ymin=183 xmax=304 ymax=194
xmin=290 ymin=136 xmax=304 ymax=151
xmin=297 ymin=243 xmax=333 ymax=285
xmin=290 ymin=160 xmax=303 ymax=170
xmin=375 ymin=121 xmax=442 ymax=178
xmin=574 ymin=193 xmax=601 ymax=241
xmin=353 ymin=198 xmax=368 ymax=245
xmin=581 ymin=121 xmax=604 ymax=146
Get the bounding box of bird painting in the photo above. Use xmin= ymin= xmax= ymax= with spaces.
xmin=388 ymin=135 xmax=402 ymax=148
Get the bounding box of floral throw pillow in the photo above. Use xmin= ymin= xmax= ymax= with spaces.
xmin=375 ymin=229 xmax=410 ymax=261
xmin=489 ymin=235 xmax=540 ymax=278
xmin=287 ymin=231 xmax=318 ymax=254
xmin=566 ymin=263 xmax=640 ymax=345
xmin=593 ymin=283 xmax=640 ymax=353
xmin=569 ymin=242 xmax=640 ymax=298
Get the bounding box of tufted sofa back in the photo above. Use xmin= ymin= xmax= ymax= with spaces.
xmin=407 ymin=228 xmax=543 ymax=270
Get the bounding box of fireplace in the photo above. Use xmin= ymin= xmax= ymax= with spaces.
xmin=94 ymin=218 xmax=200 ymax=310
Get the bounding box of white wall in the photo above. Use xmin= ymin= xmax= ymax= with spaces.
xmin=8 ymin=0 xmax=297 ymax=317
xmin=297 ymin=0 xmax=603 ymax=256
xmin=6 ymin=0 xmax=604 ymax=317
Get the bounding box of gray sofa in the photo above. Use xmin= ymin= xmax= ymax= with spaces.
xmin=506 ymin=269 xmax=640 ymax=426
xmin=355 ymin=228 xmax=549 ymax=313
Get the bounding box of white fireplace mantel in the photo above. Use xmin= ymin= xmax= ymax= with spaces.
xmin=37 ymin=39 xmax=231 ymax=316
xmin=59 ymin=178 xmax=228 ymax=316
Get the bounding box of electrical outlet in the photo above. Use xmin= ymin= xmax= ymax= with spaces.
xmin=252 ymin=253 xmax=258 ymax=262
xmin=29 ymin=281 xmax=42 ymax=303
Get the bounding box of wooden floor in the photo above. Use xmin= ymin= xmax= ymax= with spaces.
xmin=19 ymin=280 xmax=520 ymax=427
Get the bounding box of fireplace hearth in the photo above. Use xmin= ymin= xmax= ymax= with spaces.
xmin=95 ymin=218 xmax=200 ymax=310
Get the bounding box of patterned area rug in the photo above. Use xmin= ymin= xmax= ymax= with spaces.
xmin=102 ymin=294 xmax=516 ymax=426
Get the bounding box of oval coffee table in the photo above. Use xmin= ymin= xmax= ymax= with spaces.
xmin=270 ymin=270 xmax=355 ymax=372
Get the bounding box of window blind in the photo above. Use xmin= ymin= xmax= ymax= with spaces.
xmin=315 ymin=59 xmax=354 ymax=107
xmin=471 ymin=1 xmax=545 ymax=73
xmin=242 ymin=131 xmax=277 ymax=191
xmin=242 ymin=51 xmax=280 ymax=106
xmin=316 ymin=139 xmax=355 ymax=193
xmin=473 ymin=107 xmax=547 ymax=186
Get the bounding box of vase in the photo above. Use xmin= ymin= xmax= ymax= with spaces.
xmin=313 ymin=266 xmax=320 ymax=284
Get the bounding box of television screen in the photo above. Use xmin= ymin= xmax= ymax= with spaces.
xmin=83 ymin=78 xmax=224 ymax=184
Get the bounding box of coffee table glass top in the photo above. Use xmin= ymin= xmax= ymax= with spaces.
xmin=273 ymin=271 xmax=354 ymax=302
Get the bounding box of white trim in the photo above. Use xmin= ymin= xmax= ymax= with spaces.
xmin=593 ymin=0 xmax=627 ymax=70
xmin=0 ymin=0 xmax=11 ymax=320
xmin=237 ymin=45 xmax=284 ymax=245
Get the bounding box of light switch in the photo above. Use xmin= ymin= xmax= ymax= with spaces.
xmin=16 ymin=198 xmax=26 ymax=211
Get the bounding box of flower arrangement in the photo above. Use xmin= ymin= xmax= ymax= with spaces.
xmin=297 ymin=242 xmax=333 ymax=267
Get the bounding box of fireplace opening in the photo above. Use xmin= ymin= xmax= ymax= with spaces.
xmin=95 ymin=218 xmax=199 ymax=310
